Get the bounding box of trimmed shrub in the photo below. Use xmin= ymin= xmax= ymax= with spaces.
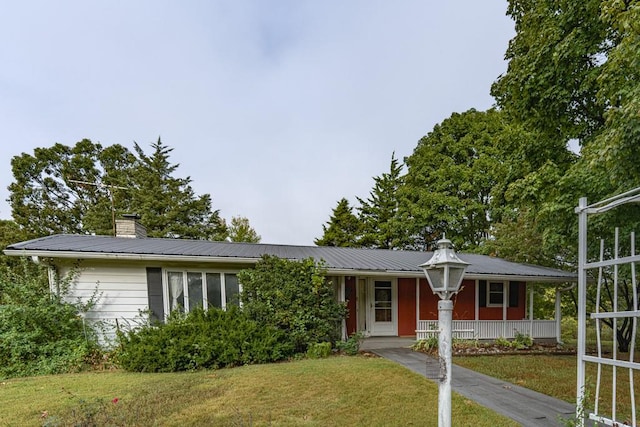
xmin=115 ymin=306 xmax=293 ymax=372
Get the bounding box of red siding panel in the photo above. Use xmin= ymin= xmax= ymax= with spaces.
xmin=452 ymin=279 xmax=476 ymax=320
xmin=419 ymin=278 xmax=438 ymax=320
xmin=397 ymin=278 xmax=417 ymax=336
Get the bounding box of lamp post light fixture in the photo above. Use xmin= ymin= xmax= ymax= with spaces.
xmin=420 ymin=237 xmax=470 ymax=427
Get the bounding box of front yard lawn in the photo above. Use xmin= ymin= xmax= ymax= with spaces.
xmin=1 ymin=356 xmax=516 ymax=426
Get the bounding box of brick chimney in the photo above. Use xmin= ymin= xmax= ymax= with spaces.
xmin=115 ymin=214 xmax=147 ymax=238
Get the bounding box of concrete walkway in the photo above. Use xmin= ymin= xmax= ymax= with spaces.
xmin=372 ymin=346 xmax=582 ymax=427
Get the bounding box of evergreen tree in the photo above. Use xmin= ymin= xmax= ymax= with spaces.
xmin=130 ymin=138 xmax=227 ymax=240
xmin=314 ymin=198 xmax=361 ymax=247
xmin=357 ymin=153 xmax=407 ymax=249
xmin=226 ymin=216 xmax=261 ymax=243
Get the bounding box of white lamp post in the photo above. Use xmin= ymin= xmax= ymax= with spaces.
xmin=420 ymin=237 xmax=470 ymax=427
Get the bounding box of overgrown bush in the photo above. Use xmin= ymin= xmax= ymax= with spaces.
xmin=336 ymin=332 xmax=365 ymax=355
xmin=411 ymin=336 xmax=439 ymax=354
xmin=307 ymin=342 xmax=332 ymax=359
xmin=494 ymin=332 xmax=533 ymax=350
xmin=115 ymin=306 xmax=293 ymax=372
xmin=494 ymin=336 xmax=512 ymax=348
xmin=512 ymin=331 xmax=533 ymax=349
xmin=0 ymin=259 xmax=98 ymax=379
xmin=239 ymin=255 xmax=347 ymax=354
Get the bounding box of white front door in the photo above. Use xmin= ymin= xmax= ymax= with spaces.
xmin=370 ymin=279 xmax=397 ymax=336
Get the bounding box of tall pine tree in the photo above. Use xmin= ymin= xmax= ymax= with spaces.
xmin=130 ymin=138 xmax=227 ymax=240
xmin=314 ymin=198 xmax=361 ymax=247
xmin=226 ymin=216 xmax=261 ymax=243
xmin=357 ymin=153 xmax=407 ymax=250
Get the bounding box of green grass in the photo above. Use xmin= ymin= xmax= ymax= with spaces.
xmin=0 ymin=356 xmax=517 ymax=427
xmin=454 ymin=354 xmax=640 ymax=424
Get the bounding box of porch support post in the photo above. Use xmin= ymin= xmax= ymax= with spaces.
xmin=438 ymin=299 xmax=453 ymax=427
xmin=416 ymin=277 xmax=420 ymax=334
xmin=474 ymin=280 xmax=480 ymax=324
xmin=502 ymin=282 xmax=507 ymax=337
xmin=529 ymin=285 xmax=534 ymax=337
xmin=341 ymin=277 xmax=346 ymax=340
xmin=555 ymin=289 xmax=562 ymax=344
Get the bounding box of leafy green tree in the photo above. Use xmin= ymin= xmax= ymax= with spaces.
xmin=314 ymin=198 xmax=362 ymax=247
xmin=0 ymin=220 xmax=36 ymax=272
xmin=226 ymin=216 xmax=261 ymax=243
xmin=491 ymin=0 xmax=607 ymax=147
xmin=8 ymin=138 xmax=228 ymax=240
xmin=8 ymin=139 xmax=132 ymax=237
xmin=488 ymin=0 xmax=640 ymax=266
xmin=491 ymin=0 xmax=640 ymax=351
xmin=357 ymin=153 xmax=408 ymax=249
xmin=129 ymin=139 xmax=227 ymax=240
xmin=402 ymin=109 xmax=513 ymax=251
xmin=587 ymin=0 xmax=640 ymax=193
xmin=238 ymin=255 xmax=347 ymax=353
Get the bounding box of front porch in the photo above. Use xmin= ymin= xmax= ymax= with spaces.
xmin=341 ymin=276 xmax=566 ymax=343
xmin=416 ymin=319 xmax=558 ymax=341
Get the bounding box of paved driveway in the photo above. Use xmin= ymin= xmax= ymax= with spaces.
xmin=373 ymin=347 xmax=583 ymax=427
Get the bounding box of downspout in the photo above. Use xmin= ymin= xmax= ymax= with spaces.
xmin=39 ymin=258 xmax=60 ymax=297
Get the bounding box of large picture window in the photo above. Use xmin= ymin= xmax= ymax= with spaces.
xmin=164 ymin=270 xmax=240 ymax=314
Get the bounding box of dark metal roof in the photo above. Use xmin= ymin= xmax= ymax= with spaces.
xmin=4 ymin=234 xmax=576 ymax=281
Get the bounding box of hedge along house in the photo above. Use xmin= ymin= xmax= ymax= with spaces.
xmin=4 ymin=216 xmax=576 ymax=343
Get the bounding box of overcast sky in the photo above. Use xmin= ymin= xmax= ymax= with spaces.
xmin=0 ymin=1 xmax=514 ymax=245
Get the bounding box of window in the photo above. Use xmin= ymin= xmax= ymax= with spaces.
xmin=487 ymin=282 xmax=505 ymax=306
xmin=164 ymin=270 xmax=240 ymax=314
xmin=374 ymin=281 xmax=392 ymax=322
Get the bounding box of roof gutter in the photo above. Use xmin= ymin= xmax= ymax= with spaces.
xmin=3 ymin=249 xmax=261 ymax=265
xmin=315 ymin=269 xmax=575 ymax=283
xmin=4 ymin=249 xmax=576 ymax=283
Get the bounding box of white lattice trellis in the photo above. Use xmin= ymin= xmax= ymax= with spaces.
xmin=576 ymin=189 xmax=640 ymax=427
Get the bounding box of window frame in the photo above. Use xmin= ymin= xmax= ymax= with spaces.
xmin=162 ymin=269 xmax=241 ymax=317
xmin=486 ymin=281 xmax=507 ymax=307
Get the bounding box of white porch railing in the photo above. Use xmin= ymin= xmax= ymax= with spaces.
xmin=416 ymin=320 xmax=557 ymax=340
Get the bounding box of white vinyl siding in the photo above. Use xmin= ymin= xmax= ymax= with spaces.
xmin=57 ymin=265 xmax=148 ymax=343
